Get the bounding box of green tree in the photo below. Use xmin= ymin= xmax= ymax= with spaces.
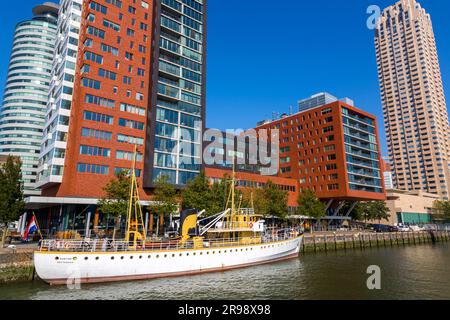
xmin=296 ymin=189 xmax=326 ymax=221
xmin=181 ymin=172 xmax=226 ymax=216
xmin=350 ymin=201 xmax=390 ymax=226
xmin=149 ymin=175 xmax=179 ymax=235
xmin=433 ymin=200 xmax=450 ymax=221
xmin=369 ymin=201 xmax=391 ymax=223
xmin=254 ymin=180 xmax=289 ymax=219
xmin=97 ymin=171 xmax=131 ymax=240
xmin=0 ymin=156 xmax=25 ymax=247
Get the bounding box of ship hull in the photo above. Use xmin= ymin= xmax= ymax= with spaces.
xmin=34 ymin=236 xmax=302 ymax=285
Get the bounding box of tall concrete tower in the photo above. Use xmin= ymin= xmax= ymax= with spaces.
xmin=0 ymin=3 xmax=59 ymax=196
xmin=375 ymin=0 xmax=450 ymax=199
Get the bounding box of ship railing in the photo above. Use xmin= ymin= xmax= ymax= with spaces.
xmin=37 ymin=228 xmax=303 ymax=253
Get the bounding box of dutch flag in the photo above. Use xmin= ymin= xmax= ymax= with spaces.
xmin=23 ymin=216 xmax=38 ymax=241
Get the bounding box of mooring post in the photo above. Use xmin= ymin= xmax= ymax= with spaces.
xmin=313 ymin=235 xmax=316 ymax=253
xmin=360 ymin=233 xmax=364 ymax=250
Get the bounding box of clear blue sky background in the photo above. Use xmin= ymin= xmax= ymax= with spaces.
xmin=0 ymin=0 xmax=449 ymax=156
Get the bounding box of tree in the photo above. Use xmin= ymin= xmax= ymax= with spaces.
xmin=433 ymin=200 xmax=450 ymax=221
xmin=350 ymin=201 xmax=391 ymax=225
xmin=254 ymin=181 xmax=289 ymax=219
xmin=0 ymin=156 xmax=25 ymax=247
xmin=181 ymin=172 xmax=227 ymax=216
xmin=148 ymin=175 xmax=179 ymax=235
xmin=369 ymin=201 xmax=391 ymax=223
xmin=97 ymin=171 xmax=131 ymax=240
xmin=296 ymin=189 xmax=326 ymax=221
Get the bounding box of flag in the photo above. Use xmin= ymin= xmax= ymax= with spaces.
xmin=23 ymin=216 xmax=38 ymax=241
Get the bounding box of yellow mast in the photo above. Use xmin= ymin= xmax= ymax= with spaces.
xmin=125 ymin=145 xmax=147 ymax=244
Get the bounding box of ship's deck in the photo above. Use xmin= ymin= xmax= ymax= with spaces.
xmin=36 ymin=229 xmax=302 ymax=253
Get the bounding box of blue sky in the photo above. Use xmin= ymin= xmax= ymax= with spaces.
xmin=0 ymin=0 xmax=449 ymax=156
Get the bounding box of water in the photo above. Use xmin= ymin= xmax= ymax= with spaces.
xmin=1 ymin=243 xmax=449 ymax=300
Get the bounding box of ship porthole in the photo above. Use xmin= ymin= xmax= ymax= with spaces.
xmin=193 ymin=252 xmax=196 ymax=256
xmin=172 ymin=254 xmax=175 ymax=257
xmin=148 ymin=255 xmax=151 ymax=259
xmin=130 ymin=256 xmax=133 ymax=259
xmin=164 ymin=254 xmax=167 ymax=258
xmin=73 ymin=257 xmax=77 ymax=261
xmin=95 ymin=257 xmax=99 ymax=260
xmin=156 ymin=255 xmax=159 ymax=258
xmin=111 ymin=257 xmax=114 ymax=260
xmin=121 ymin=256 xmax=124 ymax=260
xmin=199 ymin=252 xmax=203 ymax=255
xmin=139 ymin=256 xmax=142 ymax=259
xmin=84 ymin=257 xmax=88 ymax=260
xmin=179 ymin=253 xmax=182 ymax=257
xmin=55 ymin=257 xmax=59 ymax=261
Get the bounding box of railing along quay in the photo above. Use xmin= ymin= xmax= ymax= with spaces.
xmin=302 ymin=230 xmax=450 ymax=253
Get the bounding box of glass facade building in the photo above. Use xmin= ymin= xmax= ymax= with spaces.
xmin=342 ymin=107 xmax=383 ymax=194
xmin=0 ymin=3 xmax=59 ymax=196
xmin=149 ymin=0 xmax=206 ymax=187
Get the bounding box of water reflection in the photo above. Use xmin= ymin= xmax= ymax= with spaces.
xmin=1 ymin=244 xmax=449 ymax=300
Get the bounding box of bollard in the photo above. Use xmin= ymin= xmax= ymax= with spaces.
xmin=313 ymin=235 xmax=316 ymax=253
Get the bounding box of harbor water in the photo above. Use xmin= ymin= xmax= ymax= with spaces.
xmin=0 ymin=243 xmax=449 ymax=300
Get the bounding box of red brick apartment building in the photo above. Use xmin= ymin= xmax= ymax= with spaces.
xmin=256 ymin=100 xmax=386 ymax=213
xmin=34 ymin=0 xmax=207 ymax=201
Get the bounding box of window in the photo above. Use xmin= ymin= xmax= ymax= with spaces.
xmin=90 ymin=1 xmax=107 ymax=14
xmin=83 ymin=111 xmax=113 ymax=124
xmin=77 ymin=163 xmax=109 ymax=175
xmin=117 ymin=150 xmax=143 ymax=162
xmin=120 ymin=103 xmax=145 ymax=116
xmin=80 ymin=145 xmax=111 ymax=157
xmin=117 ymin=134 xmax=144 ymax=145
xmin=81 ymin=78 xmax=101 ymax=89
xmin=85 ymin=94 xmax=115 ymax=108
xmin=103 ymin=19 xmax=120 ymax=31
xmin=81 ymin=128 xmax=112 ymax=141
xmin=84 ymin=51 xmax=103 ymax=64
xmin=119 ymin=118 xmax=144 ymax=130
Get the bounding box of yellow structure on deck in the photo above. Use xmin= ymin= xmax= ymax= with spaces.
xmin=125 ymin=145 xmax=146 ymax=249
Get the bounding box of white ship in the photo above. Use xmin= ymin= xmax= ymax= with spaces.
xmin=34 ymin=152 xmax=303 ymax=285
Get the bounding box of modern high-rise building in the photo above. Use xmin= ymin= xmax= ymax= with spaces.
xmin=0 ymin=2 xmax=59 ymax=196
xmin=375 ymin=0 xmax=450 ymax=199
xmin=35 ymin=0 xmax=206 ymax=200
xmin=382 ymin=157 xmax=395 ymax=190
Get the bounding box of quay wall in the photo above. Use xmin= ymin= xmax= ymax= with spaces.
xmin=302 ymin=230 xmax=450 ymax=253
xmin=0 ymin=251 xmax=35 ymax=284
